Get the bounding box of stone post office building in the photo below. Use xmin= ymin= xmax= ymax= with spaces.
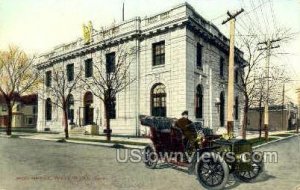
xmin=37 ymin=3 xmax=245 ymax=136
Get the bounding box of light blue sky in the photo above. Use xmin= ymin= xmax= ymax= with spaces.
xmin=0 ymin=0 xmax=299 ymax=101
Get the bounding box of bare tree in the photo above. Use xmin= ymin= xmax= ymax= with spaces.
xmin=250 ymin=65 xmax=289 ymax=138
xmin=0 ymin=46 xmax=41 ymax=135
xmin=235 ymin=27 xmax=293 ymax=139
xmin=82 ymin=25 xmax=136 ymax=141
xmin=41 ymin=64 xmax=83 ymax=139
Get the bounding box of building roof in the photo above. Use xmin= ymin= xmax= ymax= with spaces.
xmin=37 ymin=2 xmax=245 ymax=68
xmin=0 ymin=93 xmax=37 ymax=105
xmin=20 ymin=94 xmax=38 ymax=105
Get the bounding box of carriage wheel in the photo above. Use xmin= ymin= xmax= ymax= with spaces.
xmin=143 ymin=145 xmax=158 ymax=169
xmin=234 ymin=161 xmax=264 ymax=182
xmin=196 ymin=152 xmax=229 ymax=190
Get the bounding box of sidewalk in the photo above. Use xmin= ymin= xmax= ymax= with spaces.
xmin=0 ymin=130 xmax=298 ymax=149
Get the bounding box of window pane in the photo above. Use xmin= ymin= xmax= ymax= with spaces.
xmin=152 ymin=41 xmax=165 ymax=66
xmin=106 ymin=52 xmax=116 ymax=73
xmin=67 ymin=64 xmax=74 ymax=81
xmin=85 ymin=59 xmax=93 ymax=78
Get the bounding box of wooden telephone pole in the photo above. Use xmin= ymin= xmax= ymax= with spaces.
xmin=258 ymin=38 xmax=281 ymax=141
xmin=222 ymin=9 xmax=244 ymax=137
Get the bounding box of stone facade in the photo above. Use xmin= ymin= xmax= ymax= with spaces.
xmin=36 ymin=3 xmax=245 ymax=136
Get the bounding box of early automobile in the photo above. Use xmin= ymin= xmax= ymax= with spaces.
xmin=140 ymin=116 xmax=264 ymax=190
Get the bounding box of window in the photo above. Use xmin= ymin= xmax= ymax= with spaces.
xmin=151 ymin=83 xmax=166 ymax=117
xmin=220 ymin=57 xmax=224 ymax=77
xmin=33 ymin=106 xmax=37 ymax=114
xmin=45 ymin=98 xmax=52 ymax=121
xmin=235 ymin=69 xmax=239 ymax=84
xmin=108 ymin=96 xmax=116 ymax=119
xmin=67 ymin=94 xmax=74 ymax=123
xmin=45 ymin=71 xmax=52 ymax=87
xmin=220 ymin=92 xmax=225 ymax=126
xmin=152 ymin=41 xmax=165 ymax=66
xmin=26 ymin=117 xmax=34 ymax=125
xmin=104 ymin=89 xmax=116 ymax=119
xmin=16 ymin=104 xmax=21 ymax=112
xmin=196 ymin=43 xmax=203 ymax=68
xmin=85 ymin=59 xmax=93 ymax=78
xmin=106 ymin=52 xmax=116 ymax=73
xmin=66 ymin=64 xmax=74 ymax=82
xmin=2 ymin=105 xmax=7 ymax=112
xmin=195 ymin=85 xmax=203 ymax=118
xmin=235 ymin=96 xmax=239 ymax=120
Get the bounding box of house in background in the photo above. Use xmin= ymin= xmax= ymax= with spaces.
xmin=0 ymin=94 xmax=38 ymax=128
xmin=247 ymin=102 xmax=298 ymax=131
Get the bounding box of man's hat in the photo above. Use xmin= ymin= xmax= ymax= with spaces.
xmin=181 ymin=110 xmax=188 ymax=116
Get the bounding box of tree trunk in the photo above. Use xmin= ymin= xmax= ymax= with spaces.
xmin=258 ymin=95 xmax=263 ymax=139
xmin=63 ymin=107 xmax=69 ymax=139
xmin=104 ymin=102 xmax=111 ymax=141
xmin=242 ymin=96 xmax=249 ymax=139
xmin=6 ymin=102 xmax=12 ymax=136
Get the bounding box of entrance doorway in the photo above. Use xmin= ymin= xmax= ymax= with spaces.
xmin=84 ymin=91 xmax=94 ymax=125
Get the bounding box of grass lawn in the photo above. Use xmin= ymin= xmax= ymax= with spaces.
xmin=248 ymin=137 xmax=278 ymax=146
xmin=270 ymin=133 xmax=294 ymax=138
xmin=66 ymin=137 xmax=148 ymax=146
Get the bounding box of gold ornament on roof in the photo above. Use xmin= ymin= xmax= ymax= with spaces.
xmin=82 ymin=21 xmax=93 ymax=44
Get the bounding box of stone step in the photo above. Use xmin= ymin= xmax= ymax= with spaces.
xmin=69 ymin=127 xmax=85 ymax=135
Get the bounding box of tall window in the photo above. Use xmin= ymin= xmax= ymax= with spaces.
xmin=66 ymin=64 xmax=74 ymax=82
xmin=220 ymin=57 xmax=224 ymax=77
xmin=151 ymin=83 xmax=166 ymax=117
xmin=85 ymin=59 xmax=93 ymax=78
xmin=196 ymin=43 xmax=203 ymax=68
xmin=235 ymin=69 xmax=239 ymax=84
xmin=106 ymin=52 xmax=116 ymax=73
xmin=235 ymin=96 xmax=239 ymax=120
xmin=108 ymin=96 xmax=116 ymax=119
xmin=45 ymin=98 xmax=52 ymax=121
xmin=152 ymin=41 xmax=165 ymax=66
xmin=45 ymin=71 xmax=52 ymax=87
xmin=195 ymin=85 xmax=203 ymax=118
xmin=104 ymin=89 xmax=116 ymax=119
xmin=33 ymin=106 xmax=37 ymax=114
xmin=220 ymin=92 xmax=225 ymax=126
xmin=67 ymin=94 xmax=74 ymax=123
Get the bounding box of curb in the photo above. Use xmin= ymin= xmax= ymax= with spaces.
xmin=253 ymin=133 xmax=300 ymax=149
xmin=2 ymin=132 xmax=299 ymax=150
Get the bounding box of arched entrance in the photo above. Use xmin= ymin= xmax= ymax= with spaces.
xmin=151 ymin=83 xmax=166 ymax=117
xmin=84 ymin=91 xmax=93 ymax=125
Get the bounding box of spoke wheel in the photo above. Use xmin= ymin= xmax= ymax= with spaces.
xmin=196 ymin=152 xmax=229 ymax=190
xmin=234 ymin=161 xmax=264 ymax=182
xmin=143 ymin=145 xmax=158 ymax=169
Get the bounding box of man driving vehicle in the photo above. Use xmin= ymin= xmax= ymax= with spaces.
xmin=175 ymin=111 xmax=198 ymax=152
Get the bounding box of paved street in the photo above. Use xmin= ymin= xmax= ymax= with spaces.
xmin=0 ymin=136 xmax=300 ymax=190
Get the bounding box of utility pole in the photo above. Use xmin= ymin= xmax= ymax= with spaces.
xmin=258 ymin=38 xmax=281 ymax=141
xmin=222 ymin=8 xmax=244 ymax=137
xmin=122 ymin=2 xmax=125 ymax=21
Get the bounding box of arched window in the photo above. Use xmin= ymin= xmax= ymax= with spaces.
xmin=83 ymin=91 xmax=93 ymax=125
xmin=195 ymin=85 xmax=203 ymax=118
xmin=67 ymin=94 xmax=74 ymax=123
xmin=45 ymin=98 xmax=52 ymax=121
xmin=220 ymin=92 xmax=225 ymax=126
xmin=235 ymin=96 xmax=239 ymax=120
xmin=151 ymin=83 xmax=166 ymax=117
